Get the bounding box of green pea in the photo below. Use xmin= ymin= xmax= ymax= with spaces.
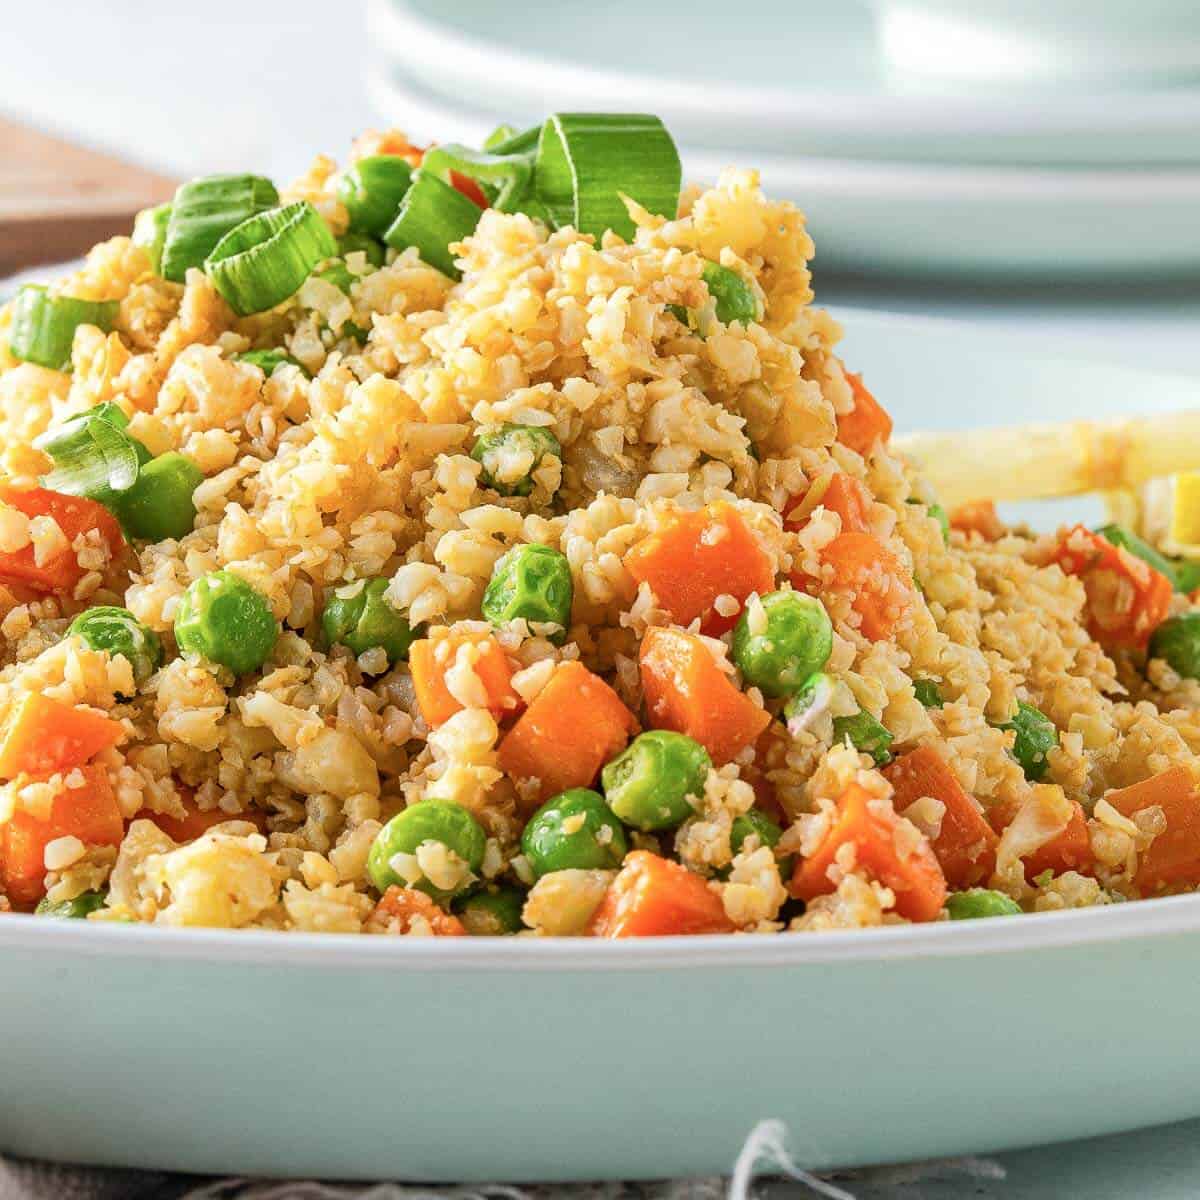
xmin=322 ymin=577 xmax=417 ymax=669
xmin=912 ymin=678 xmax=943 ymax=708
xmin=1097 ymin=523 xmax=1179 ymax=589
xmin=36 ymin=890 xmax=107 ymax=919
xmin=236 ymin=349 xmax=310 ymax=378
xmin=337 ymin=231 xmax=386 ymax=268
xmin=601 ymin=730 xmax=710 ymax=832
xmin=338 ymin=155 xmax=414 ymax=238
xmin=482 ymin=543 xmax=573 ymax=642
xmin=731 ymin=590 xmax=833 ymax=698
xmin=367 ymin=799 xmax=487 ymax=901
xmin=521 ymin=788 xmax=628 ymax=878
xmin=113 ymin=452 xmax=203 ymax=542
xmin=455 ymin=886 xmax=527 ymax=935
xmin=733 ymin=807 xmax=795 ymax=876
xmin=701 ymin=261 xmax=760 ymax=326
xmin=782 ymin=671 xmax=837 ymax=733
xmin=832 ymin=710 xmax=893 ymax=766
xmin=1149 ymin=613 xmax=1200 ymax=681
xmin=945 ymin=889 xmax=1022 ymax=920
xmin=174 ymin=569 xmax=279 ymax=675
xmin=470 ymin=423 xmax=562 ymax=497
xmin=67 ymin=605 xmax=162 ymax=690
xmin=1172 ymin=559 xmax=1200 ymax=594
xmin=995 ymin=701 xmax=1057 ymax=782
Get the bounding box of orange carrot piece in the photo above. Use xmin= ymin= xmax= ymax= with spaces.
xmin=144 ymin=794 xmax=267 ymax=843
xmin=790 ymin=782 xmax=947 ymax=922
xmin=0 ymin=763 xmax=123 ymax=905
xmin=1051 ymin=524 xmax=1172 ymax=649
xmin=989 ymin=794 xmax=1094 ymax=883
xmin=372 ymin=886 xmax=467 ymax=936
xmin=819 ymin=531 xmax=915 ymax=641
xmin=409 ymin=634 xmax=522 ymax=729
xmin=0 ymin=484 xmax=124 ymax=595
xmin=837 ymin=371 xmax=893 ymax=457
xmin=625 ymin=502 xmax=774 ymax=629
xmin=0 ymin=693 xmax=123 ymax=780
xmin=639 ymin=626 xmax=771 ymax=765
xmin=498 ymin=660 xmax=639 ymax=807
xmin=949 ymin=499 xmax=1006 ymax=542
xmin=448 ymin=170 xmax=489 ymax=208
xmin=1108 ymin=766 xmax=1200 ymax=893
xmin=883 ymin=746 xmax=997 ymax=889
xmin=819 ymin=473 xmax=872 ymax=534
xmin=590 ymin=850 xmax=735 ymax=937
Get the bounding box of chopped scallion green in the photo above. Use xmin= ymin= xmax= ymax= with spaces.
xmin=236 ymin=349 xmax=309 ymax=378
xmin=337 ymin=156 xmax=413 ymax=238
xmin=534 ymin=113 xmax=681 ymax=241
xmin=421 ymin=144 xmax=532 ymax=212
xmin=205 ymin=202 xmax=337 ymax=316
xmin=337 ymin=231 xmax=386 ymax=268
xmin=383 ymin=169 xmax=483 ymax=280
xmin=9 ymin=286 xmax=118 ymax=372
xmin=36 ymin=404 xmax=145 ymax=504
xmin=132 ymin=203 xmax=172 ymax=275
xmin=160 ymin=174 xmax=278 ymax=283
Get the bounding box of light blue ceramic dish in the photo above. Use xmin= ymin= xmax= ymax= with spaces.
xmin=3 ymin=312 xmax=1198 ymax=1182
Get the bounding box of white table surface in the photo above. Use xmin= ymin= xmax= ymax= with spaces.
xmin=5 ymin=3 xmax=1199 ymax=1194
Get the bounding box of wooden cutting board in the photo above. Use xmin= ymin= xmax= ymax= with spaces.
xmin=0 ymin=118 xmax=177 ymax=276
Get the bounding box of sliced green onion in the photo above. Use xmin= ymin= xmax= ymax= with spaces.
xmin=338 ymin=156 xmax=414 ymax=238
xmin=383 ymin=170 xmax=483 ymax=280
xmin=9 ymin=286 xmax=118 ymax=372
xmin=205 ymin=202 xmax=337 ymax=316
xmin=132 ymin=203 xmax=171 ymax=274
xmin=487 ymin=125 xmax=543 ymax=157
xmin=161 ymin=174 xmax=278 ymax=283
xmin=534 ymin=113 xmax=680 ymax=242
xmin=236 ymin=349 xmax=310 ymax=378
xmin=315 ymin=262 xmax=355 ymax=296
xmin=39 ymin=409 xmax=143 ymax=503
xmin=421 ymin=144 xmax=532 ymax=213
xmin=484 ymin=124 xmax=519 ymax=151
xmin=337 ymin=231 xmax=386 ymax=268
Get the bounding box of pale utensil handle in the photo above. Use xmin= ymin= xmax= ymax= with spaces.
xmin=894 ymin=408 xmax=1200 ymax=508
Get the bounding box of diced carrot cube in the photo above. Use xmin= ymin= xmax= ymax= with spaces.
xmin=590 ymin=851 xmax=734 ymax=937
xmin=409 ymin=633 xmax=522 ymax=729
xmin=0 ymin=693 xmax=123 ymax=780
xmin=639 ymin=626 xmax=770 ymax=765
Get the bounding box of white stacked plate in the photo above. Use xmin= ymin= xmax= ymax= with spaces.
xmin=365 ymin=0 xmax=1200 ymax=278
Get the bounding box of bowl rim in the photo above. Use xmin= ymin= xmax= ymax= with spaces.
xmin=7 ymin=892 xmax=1200 ymax=973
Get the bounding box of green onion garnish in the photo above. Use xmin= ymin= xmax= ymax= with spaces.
xmin=204 ymin=202 xmax=337 ymax=316
xmin=132 ymin=203 xmax=172 ymax=275
xmin=36 ymin=404 xmax=146 ymax=503
xmin=337 ymin=231 xmax=386 ymax=268
xmin=9 ymin=286 xmax=119 ymax=372
xmin=236 ymin=349 xmax=310 ymax=378
xmin=487 ymin=125 xmax=542 ymax=157
xmin=337 ymin=156 xmax=413 ymax=238
xmin=421 ymin=144 xmax=532 ymax=213
xmin=484 ymin=124 xmax=519 ymax=151
xmin=160 ymin=174 xmax=279 ymax=283
xmin=534 ymin=114 xmax=680 ymax=242
xmin=315 ymin=262 xmax=355 ymax=296
xmin=383 ymin=170 xmax=483 ymax=280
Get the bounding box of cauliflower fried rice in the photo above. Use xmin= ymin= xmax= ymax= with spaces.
xmin=2 ymin=119 xmax=1200 ymax=938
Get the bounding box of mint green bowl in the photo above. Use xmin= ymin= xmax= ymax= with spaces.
xmin=4 ymin=313 xmax=1198 ymax=1180
xmin=4 ymin=900 xmax=1200 ymax=1180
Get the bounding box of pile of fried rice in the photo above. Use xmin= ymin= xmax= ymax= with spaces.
xmin=1 ymin=128 xmax=1196 ymax=936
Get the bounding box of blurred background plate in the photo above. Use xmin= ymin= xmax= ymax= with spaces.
xmin=368 ymin=0 xmax=1200 ymax=167
xmin=367 ymin=63 xmax=1200 ymax=279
